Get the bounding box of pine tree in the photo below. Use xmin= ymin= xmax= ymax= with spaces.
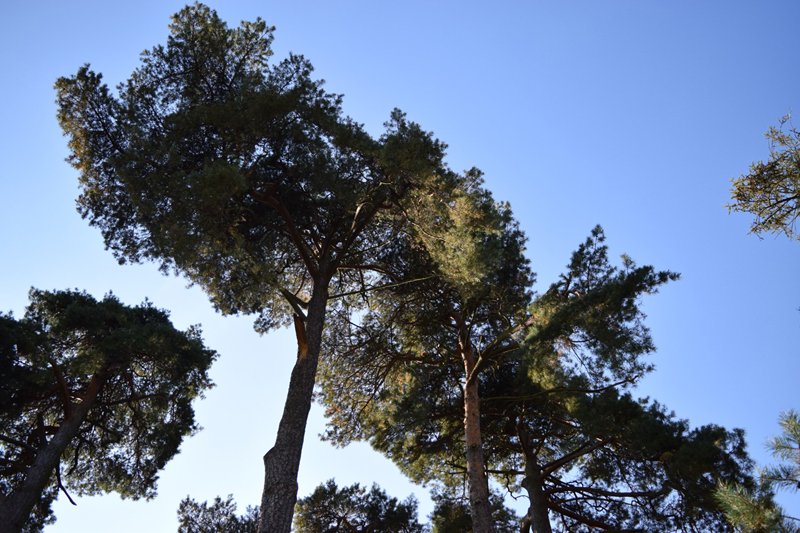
xmin=0 ymin=289 xmax=215 ymax=533
xmin=55 ymin=5 xmax=452 ymax=531
xmin=320 ymin=227 xmax=754 ymax=531
xmin=177 ymin=495 xmax=258 ymax=533
xmin=319 ymin=173 xmax=533 ymax=533
xmin=293 ymin=479 xmax=425 ymax=533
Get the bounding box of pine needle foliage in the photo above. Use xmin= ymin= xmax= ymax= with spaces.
xmin=293 ymin=479 xmax=425 ymax=533
xmin=0 ymin=289 xmax=216 ymax=533
xmin=177 ymin=495 xmax=258 ymax=533
xmin=55 ymin=5 xmax=455 ymax=530
xmin=727 ymin=114 xmax=800 ymax=242
xmin=319 ymin=225 xmax=755 ymax=531
xmin=716 ymin=410 xmax=800 ymax=533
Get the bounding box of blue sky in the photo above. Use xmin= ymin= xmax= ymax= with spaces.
xmin=1 ymin=1 xmax=798 ymax=529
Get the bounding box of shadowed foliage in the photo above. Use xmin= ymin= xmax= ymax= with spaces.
xmin=294 ymin=479 xmax=425 ymax=533
xmin=0 ymin=289 xmax=215 ymax=533
xmin=177 ymin=495 xmax=258 ymax=533
xmin=319 ymin=174 xmax=533 ymax=532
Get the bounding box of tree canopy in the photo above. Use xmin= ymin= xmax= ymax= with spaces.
xmin=0 ymin=288 xmax=216 ymax=533
xmin=318 ymin=226 xmax=755 ymax=531
xmin=728 ymin=114 xmax=800 ymax=242
xmin=177 ymin=495 xmax=258 ymax=533
xmin=477 ymin=229 xmax=751 ymax=531
xmin=293 ymin=479 xmax=425 ymax=533
xmin=427 ymin=489 xmax=519 ymax=533
xmin=174 ymin=481 xmax=425 ymax=533
xmin=55 ymin=4 xmax=454 ymax=531
xmin=319 ymin=173 xmax=533 ymax=532
xmin=52 ymin=5 xmax=776 ymax=531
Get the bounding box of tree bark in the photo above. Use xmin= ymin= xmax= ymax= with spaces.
xmin=0 ymin=373 xmax=106 ymax=533
xmin=460 ymin=327 xmax=495 ymax=533
xmin=520 ymin=451 xmax=552 ymax=533
xmin=258 ymin=281 xmax=329 ymax=533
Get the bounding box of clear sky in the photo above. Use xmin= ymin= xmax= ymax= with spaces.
xmin=1 ymin=1 xmax=798 ymax=530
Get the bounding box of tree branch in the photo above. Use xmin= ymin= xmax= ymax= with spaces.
xmin=49 ymin=360 xmax=74 ymax=420
xmin=480 ymin=378 xmax=635 ymax=404
xmin=548 ymin=501 xmax=617 ymax=531
xmin=0 ymin=435 xmax=36 ymax=453
xmin=249 ymin=188 xmax=319 ymax=278
xmin=547 ymin=484 xmax=666 ymax=499
xmin=55 ymin=460 xmax=77 ymax=506
xmin=542 ymin=438 xmax=609 ymax=476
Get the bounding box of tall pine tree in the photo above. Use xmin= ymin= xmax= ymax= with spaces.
xmin=320 ymin=173 xmax=533 ymax=533
xmin=55 ymin=5 xmax=453 ymax=531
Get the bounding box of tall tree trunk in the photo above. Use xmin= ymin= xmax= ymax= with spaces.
xmin=460 ymin=328 xmax=495 ymax=533
xmin=0 ymin=373 xmax=106 ymax=533
xmin=258 ymin=281 xmax=329 ymax=533
xmin=520 ymin=450 xmax=552 ymax=533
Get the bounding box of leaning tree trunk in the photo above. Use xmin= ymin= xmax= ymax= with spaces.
xmin=258 ymin=281 xmax=329 ymax=533
xmin=460 ymin=326 xmax=495 ymax=533
xmin=0 ymin=373 xmax=106 ymax=533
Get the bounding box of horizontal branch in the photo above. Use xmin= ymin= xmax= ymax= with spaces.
xmin=547 ymin=484 xmax=666 ymax=499
xmin=548 ymin=501 xmax=617 ymax=531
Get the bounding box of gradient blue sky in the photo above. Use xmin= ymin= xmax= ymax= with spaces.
xmin=1 ymin=1 xmax=798 ymax=529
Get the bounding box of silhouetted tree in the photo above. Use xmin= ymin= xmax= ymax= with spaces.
xmin=177 ymin=495 xmax=257 ymax=533
xmin=0 ymin=289 xmax=215 ymax=533
xmin=294 ymin=479 xmax=425 ymax=533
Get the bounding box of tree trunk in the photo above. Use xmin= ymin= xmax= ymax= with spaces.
xmin=0 ymin=373 xmax=106 ymax=533
xmin=258 ymin=281 xmax=329 ymax=533
xmin=520 ymin=452 xmax=552 ymax=533
xmin=460 ymin=329 xmax=495 ymax=533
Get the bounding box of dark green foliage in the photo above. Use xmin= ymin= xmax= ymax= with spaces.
xmin=318 ymin=176 xmax=533 ymax=530
xmin=727 ymin=114 xmax=800 ymax=242
xmin=428 ymin=490 xmax=518 ymax=533
xmin=319 ymin=177 xmax=533 ymax=454
xmin=319 ymin=226 xmax=671 ymax=474
xmin=55 ymin=2 xmax=447 ymax=329
xmin=522 ymin=226 xmax=678 ymax=388
xmin=492 ymin=385 xmax=753 ymax=532
xmin=55 ymin=5 xmax=453 ymax=529
xmin=177 ymin=495 xmax=258 ymax=533
xmin=319 ymin=226 xmax=754 ymax=531
xmin=293 ymin=479 xmax=425 ymax=533
xmin=0 ymin=289 xmax=216 ymax=532
xmin=55 ymin=4 xmax=331 ymax=324
xmin=476 ymin=228 xmax=752 ymax=531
